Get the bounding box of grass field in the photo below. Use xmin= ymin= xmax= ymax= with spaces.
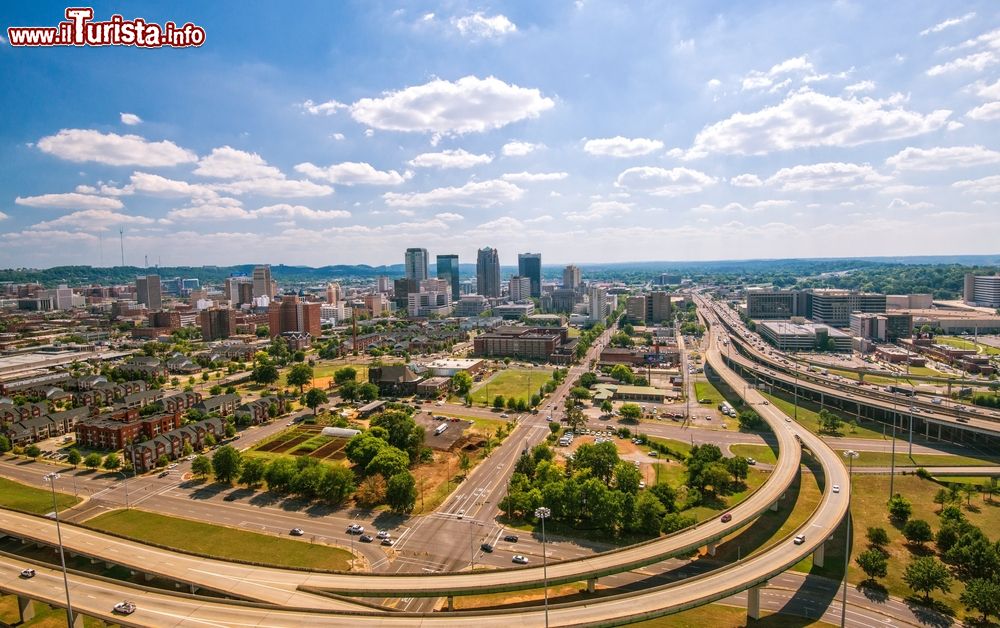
xmin=280 ymin=363 xmax=371 ymax=389
xmin=936 ymin=336 xmax=1000 ymax=355
xmin=730 ymin=443 xmax=778 ymax=465
xmin=647 ymin=435 xmax=693 ymax=459
xmin=470 ymin=369 xmax=552 ymax=404
xmin=693 ymin=380 xmax=726 ymax=405
xmin=833 ymin=449 xmax=1000 ymax=468
xmin=0 ymin=476 xmax=80 ymax=514
xmin=759 ymin=391 xmax=886 ymax=440
xmin=85 ymin=509 xmax=354 ymax=571
xmin=0 ymin=595 xmax=105 ymax=627
xmin=685 ymin=468 xmax=768 ymax=522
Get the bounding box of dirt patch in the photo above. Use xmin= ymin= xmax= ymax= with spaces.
xmin=415 ymin=413 xmax=470 ymax=451
xmin=311 ymin=439 xmax=348 ymax=461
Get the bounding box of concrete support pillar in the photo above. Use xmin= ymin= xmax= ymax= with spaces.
xmin=447 ymin=595 xmax=454 ymax=611
xmin=747 ymin=584 xmax=763 ymax=621
xmin=813 ymin=541 xmax=825 ymax=568
xmin=587 ymin=578 xmax=597 ymax=593
xmin=707 ymin=542 xmax=717 ymax=557
xmin=105 ymin=562 xmax=114 ymax=569
xmin=925 ymin=422 xmax=930 ymax=437
xmin=770 ymin=500 xmax=779 ymax=512
xmin=17 ymin=596 xmax=36 ymax=623
xmin=144 ymin=572 xmax=154 ymax=582
xmin=71 ymin=611 xmax=84 ymax=628
xmin=937 ymin=423 xmax=942 ymax=440
xmin=189 ymin=584 xmax=198 ymax=594
xmin=90 ymin=557 xmax=98 ymax=565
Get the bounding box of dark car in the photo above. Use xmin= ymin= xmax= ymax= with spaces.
xmin=360 ymin=534 xmax=374 ymax=543
xmin=503 ymin=534 xmax=519 ymax=543
xmin=721 ymin=513 xmax=732 ymax=523
xmin=480 ymin=542 xmax=494 ymax=553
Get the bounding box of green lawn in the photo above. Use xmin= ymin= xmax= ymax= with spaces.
xmin=0 ymin=595 xmax=105 ymax=628
xmin=834 ymin=449 xmax=1000 ymax=468
xmin=693 ymin=380 xmax=726 ymax=405
xmin=937 ymin=336 xmax=1000 ymax=355
xmin=0 ymin=476 xmax=80 ymax=515
xmin=470 ymin=369 xmax=552 ymax=404
xmin=647 ymin=435 xmax=694 ymax=459
xmin=760 ymin=392 xmax=886 ymax=440
xmin=730 ymin=443 xmax=778 ymax=465
xmin=685 ymin=468 xmax=768 ymax=522
xmin=85 ymin=509 xmax=353 ymax=571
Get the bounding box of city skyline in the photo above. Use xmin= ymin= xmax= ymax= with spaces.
xmin=2 ymin=2 xmax=1000 ymax=268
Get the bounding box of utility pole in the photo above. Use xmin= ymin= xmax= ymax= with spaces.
xmin=119 ymin=227 xmax=125 ymax=267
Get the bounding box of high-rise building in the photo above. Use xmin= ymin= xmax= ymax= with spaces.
xmin=509 ymin=275 xmax=531 ymax=302
xmin=551 ymin=288 xmax=579 ymax=313
xmin=806 ymin=290 xmax=886 ymax=327
xmin=626 ymin=295 xmax=646 ymax=323
xmin=364 ymin=293 xmax=390 ymax=317
xmin=477 ymin=247 xmax=501 ymax=298
xmin=237 ymin=283 xmax=254 ymax=306
xmin=407 ymin=290 xmax=453 ymax=317
xmin=645 ymin=291 xmax=672 ymax=325
xmin=965 ymin=273 xmax=1000 ymax=307
xmin=420 ymin=278 xmax=451 ymax=297
xmin=393 ymin=278 xmax=418 ymax=310
xmin=252 ymin=265 xmax=274 ymax=299
xmin=745 ymin=289 xmax=803 ymax=320
xmin=376 ymin=275 xmax=392 ymax=293
xmin=326 ymin=282 xmax=342 ymax=304
xmin=518 ymin=253 xmax=542 ymax=298
xmin=405 ymin=248 xmax=429 ymax=282
xmin=268 ymin=294 xmax=321 ymax=338
xmin=199 ymin=308 xmax=237 ymax=341
xmin=436 ymin=254 xmax=460 ymax=302
xmin=588 ymin=286 xmax=608 ymax=323
xmin=562 ymin=265 xmax=581 ymax=290
xmin=224 ymin=276 xmax=252 ymax=305
xmin=135 ymin=274 xmax=162 ymax=310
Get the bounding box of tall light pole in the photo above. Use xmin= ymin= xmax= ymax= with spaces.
xmin=889 ymin=379 xmax=898 ymax=499
xmin=43 ymin=473 xmax=75 ymax=627
xmin=535 ymin=506 xmax=552 ymax=628
xmin=841 ymin=450 xmax=859 ymax=628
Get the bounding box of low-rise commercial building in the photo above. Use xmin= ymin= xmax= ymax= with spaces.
xmin=473 ymin=326 xmax=576 ymax=363
xmin=758 ymin=321 xmax=852 ymax=352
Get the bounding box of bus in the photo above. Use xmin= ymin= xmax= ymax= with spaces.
xmin=434 ymin=423 xmax=449 ymax=436
xmin=887 ymin=385 xmax=914 ymax=396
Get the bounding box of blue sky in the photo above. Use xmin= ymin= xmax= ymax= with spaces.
xmin=2 ymin=1 xmax=999 ymax=268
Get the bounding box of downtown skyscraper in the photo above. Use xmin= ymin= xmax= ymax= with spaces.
xmin=404 ymin=248 xmax=429 ymax=282
xmin=436 ymin=254 xmax=460 ymax=302
xmin=476 ymin=247 xmax=501 ymax=298
xmin=518 ymin=252 xmax=541 ymax=298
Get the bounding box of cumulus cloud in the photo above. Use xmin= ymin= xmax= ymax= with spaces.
xmin=500 ymin=171 xmax=568 ymax=182
xmin=294 ymin=161 xmax=408 ymax=186
xmin=407 ymin=149 xmax=493 ymax=169
xmin=451 ymin=12 xmax=517 ymax=39
xmin=211 ymin=178 xmax=333 ymax=198
xmin=15 ymin=192 xmax=124 ymax=211
xmin=166 ymin=199 xmax=253 ymax=221
xmin=690 ymin=202 xmax=753 ymax=214
xmin=119 ymin=112 xmax=142 ymax=126
xmin=252 ymin=204 xmax=351 ymax=220
xmin=382 ymin=179 xmax=523 ymax=207
xmin=971 ymin=78 xmax=1000 ymax=100
xmin=502 ymin=141 xmax=544 ymax=156
xmin=128 ymin=172 xmax=216 ymax=199
xmin=687 ymin=90 xmax=951 ymax=157
xmin=194 ymin=146 xmax=283 ymax=179
xmin=740 ymin=56 xmax=842 ymax=92
xmin=349 ymin=76 xmax=554 ymax=135
xmin=582 ymin=136 xmax=664 ymax=157
xmin=887 ymin=198 xmax=934 ymax=210
xmin=614 ymin=166 xmax=716 ymax=196
xmin=565 ymin=200 xmax=632 ymax=222
xmin=885 ymin=145 xmax=1000 ymax=171
xmin=31 ymin=209 xmax=154 ymax=231
xmin=764 ymin=162 xmax=890 ymax=191
xmin=36 ymin=129 xmax=197 ymax=167
xmin=435 ymin=212 xmax=464 ymax=221
xmin=953 ymin=174 xmax=1000 ymax=193
xmin=927 ymin=51 xmax=999 ymax=76
xmin=0 ymin=212 xmax=7 ymax=221
xmin=920 ymin=12 xmax=976 ymax=36
xmin=730 ymin=174 xmax=763 ymax=187
xmin=844 ymin=80 xmax=875 ymax=94
xmin=966 ymin=101 xmax=1000 ymax=121
xmin=300 ymin=99 xmax=347 ymax=115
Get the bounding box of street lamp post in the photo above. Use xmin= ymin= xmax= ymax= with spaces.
xmin=43 ymin=472 xmax=75 ymax=628
xmin=841 ymin=450 xmax=859 ymax=628
xmin=889 ymin=379 xmax=898 ymax=499
xmin=535 ymin=506 xmax=552 ymax=628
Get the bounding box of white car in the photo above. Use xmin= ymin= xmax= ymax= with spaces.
xmin=376 ymin=530 xmax=390 ymax=539
xmin=457 ymin=509 xmax=465 ymax=519
xmin=19 ymin=568 xmax=35 ymax=578
xmin=832 ymin=485 xmax=840 ymax=493
xmin=113 ymin=601 xmax=136 ymax=615
xmin=347 ymin=524 xmax=364 ymax=534
xmin=793 ymin=534 xmax=806 ymax=545
xmin=512 ymin=555 xmax=529 ymax=564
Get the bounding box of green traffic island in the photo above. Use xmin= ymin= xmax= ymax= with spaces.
xmin=0 ymin=476 xmax=81 ymax=515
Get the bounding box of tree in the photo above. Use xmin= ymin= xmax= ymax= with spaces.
xmin=211 ymin=445 xmax=242 ymax=484
xmin=610 ymin=364 xmax=635 ymax=384
xmin=570 ymin=386 xmax=591 ymax=400
xmin=945 ymin=529 xmax=999 ymax=582
xmin=346 ymin=433 xmax=390 ymax=468
xmin=386 ymin=471 xmax=417 ymax=513
xmin=252 ymin=363 xmax=280 ymax=387
xmin=573 ymin=441 xmax=620 ymax=483
xmin=264 ymin=457 xmax=297 ymax=493
xmin=725 ymin=456 xmax=750 ymax=482
xmin=565 ymin=403 xmax=587 ymax=432
xmin=209 ymin=385 xmax=223 ymax=396
xmin=66 ymin=448 xmax=82 ymax=467
xmin=548 ymin=421 xmax=561 ymax=434
xmin=334 ymin=367 xmax=357 ymax=386
xmin=493 ymin=395 xmax=505 ymax=409
xmin=960 ymin=578 xmax=1000 ymax=624
xmin=661 ymin=512 xmax=697 ymax=534
xmin=365 ymin=446 xmax=409 ymax=478
xmin=358 ymin=383 xmax=379 ymax=402
xmin=451 ymin=371 xmax=473 ymax=396
xmin=83 ymin=452 xmax=102 ymax=469
xmin=103 ymin=453 xmax=121 ymax=471
xmin=25 ymin=444 xmax=42 ymax=459
xmin=286 ymin=363 xmax=314 ymax=394
xmin=933 ymin=488 xmax=951 ymax=513
xmin=339 ymin=380 xmax=360 ymax=401
xmin=600 ymin=399 xmax=613 ymax=415
xmin=191 ymin=454 xmax=212 ymax=477
xmin=632 ymin=491 xmax=667 ymax=535
xmin=156 ymin=454 xmax=169 ymax=468
xmin=856 ymin=548 xmax=889 ymax=582
xmin=370 ymin=410 xmax=424 ymax=461
xmin=614 ymin=460 xmax=642 ymax=494
xmin=902 ymin=519 xmax=933 ymax=547
xmin=737 ymin=409 xmax=765 ymax=431
xmin=239 ymin=456 xmax=266 ymax=487
xmin=579 ymin=372 xmax=598 ymax=388
xmin=0 ymin=434 xmax=11 ymax=453
xmin=867 ymin=526 xmax=890 ymax=552
xmin=304 ymin=388 xmax=329 ymax=415
xmin=319 ymin=465 xmax=355 ymax=504
xmin=903 ymin=556 xmax=952 ymax=601
xmin=619 ymin=403 xmax=642 ymax=422
xmin=459 ymin=452 xmax=471 ymax=473
xmin=818 ymin=409 xmax=842 ymax=434
xmin=888 ymin=494 xmax=913 ymax=523
xmin=224 ymin=422 xmax=236 ymax=438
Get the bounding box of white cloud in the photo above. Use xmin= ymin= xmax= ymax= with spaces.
xmin=36 ymin=129 xmax=197 ymax=167
xmin=730 ymin=174 xmax=763 ymax=187
xmin=565 ymin=200 xmax=632 ymax=222
xmin=953 ymin=174 xmax=1000 ymax=194
xmin=502 ymin=141 xmax=544 ymax=156
xmin=294 ymin=161 xmax=407 ymax=186
xmin=614 ymin=166 xmax=716 ymax=196
xmin=966 ymin=101 xmax=1000 ymax=121
xmin=753 ymin=199 xmax=793 ymax=210
xmin=524 ymin=215 xmax=553 ymax=224
xmin=583 ymin=136 xmax=664 ymax=157
xmin=741 ymin=56 xmax=820 ymax=91
xmin=15 ymin=192 xmax=124 ymax=211
xmin=920 ymin=12 xmax=976 ymax=36
xmin=707 ymin=79 xmax=722 ymax=89
xmin=128 ymin=172 xmax=216 ymax=199
xmin=194 ymin=146 xmax=283 ymax=180
xmin=166 ymin=199 xmax=253 ymax=221
xmin=948 ymin=121 xmax=965 ymax=130
xmin=119 ymin=112 xmax=142 ymax=126
xmin=408 ymin=149 xmax=493 ymax=169
xmin=76 ymin=182 xmax=134 ymax=197
xmin=349 ymin=76 xmax=554 ymax=135
xmin=690 ymin=202 xmax=752 ymax=214
xmin=0 ymin=212 xmax=7 ymax=221
xmin=451 ymin=12 xmax=516 ymax=39
xmin=300 ymin=99 xmax=347 ymax=115
xmin=887 ymin=198 xmax=933 ymax=210
xmin=764 ymin=162 xmax=890 ymax=191
xmin=397 ymin=209 xmax=416 ymax=217
xmin=435 ymin=212 xmax=464 ymax=221
xmin=252 ymin=204 xmax=351 ymax=220
xmin=927 ymin=51 xmax=998 ymax=76
xmin=885 ymin=145 xmax=1000 ymax=171
xmin=211 ymin=178 xmax=334 ymax=198
xmin=31 ymin=209 xmax=154 ymax=231
xmin=971 ymin=79 xmax=1000 ymax=100
xmin=500 ymin=171 xmax=568 ymax=182
xmin=331 ymin=133 xmax=346 ymax=141
xmin=383 ymin=179 xmax=523 ymax=207
xmin=687 ymin=90 xmax=951 ymax=157
xmin=844 ymin=80 xmax=875 ymax=94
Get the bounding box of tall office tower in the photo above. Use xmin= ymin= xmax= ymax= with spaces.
xmin=199 ymin=308 xmax=237 ymax=341
xmin=518 ymin=253 xmax=542 ymax=298
xmin=135 ymin=274 xmax=162 ymax=310
xmin=326 ymin=282 xmax=342 ymax=304
xmin=563 ymin=265 xmax=581 ymax=290
xmin=588 ymin=286 xmax=608 ymax=323
xmin=509 ymin=275 xmax=531 ymax=302
xmin=645 ymin=291 xmax=673 ymax=324
xmin=252 ymin=265 xmax=274 ymax=299
xmin=436 ymin=254 xmax=460 ymax=302
xmin=224 ymin=276 xmax=252 ymax=304
xmin=376 ymin=275 xmax=392 ymax=293
xmin=476 ymin=247 xmax=501 ymax=298
xmin=237 ymin=282 xmax=254 ymax=306
xmin=268 ymin=294 xmax=321 ymax=338
xmin=405 ymin=248 xmax=429 ymax=282
xmin=965 ymin=273 xmax=1000 ymax=307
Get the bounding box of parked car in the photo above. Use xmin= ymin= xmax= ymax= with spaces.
xmin=19 ymin=568 xmax=36 ymax=578
xmin=113 ymin=601 xmax=136 ymax=615
xmin=512 ymin=555 xmax=529 ymax=564
xmin=381 ymin=538 xmax=395 ymax=547
xmin=376 ymin=530 xmax=390 ymax=539
xmin=290 ymin=528 xmax=304 ymax=536
xmin=503 ymin=534 xmax=519 ymax=543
